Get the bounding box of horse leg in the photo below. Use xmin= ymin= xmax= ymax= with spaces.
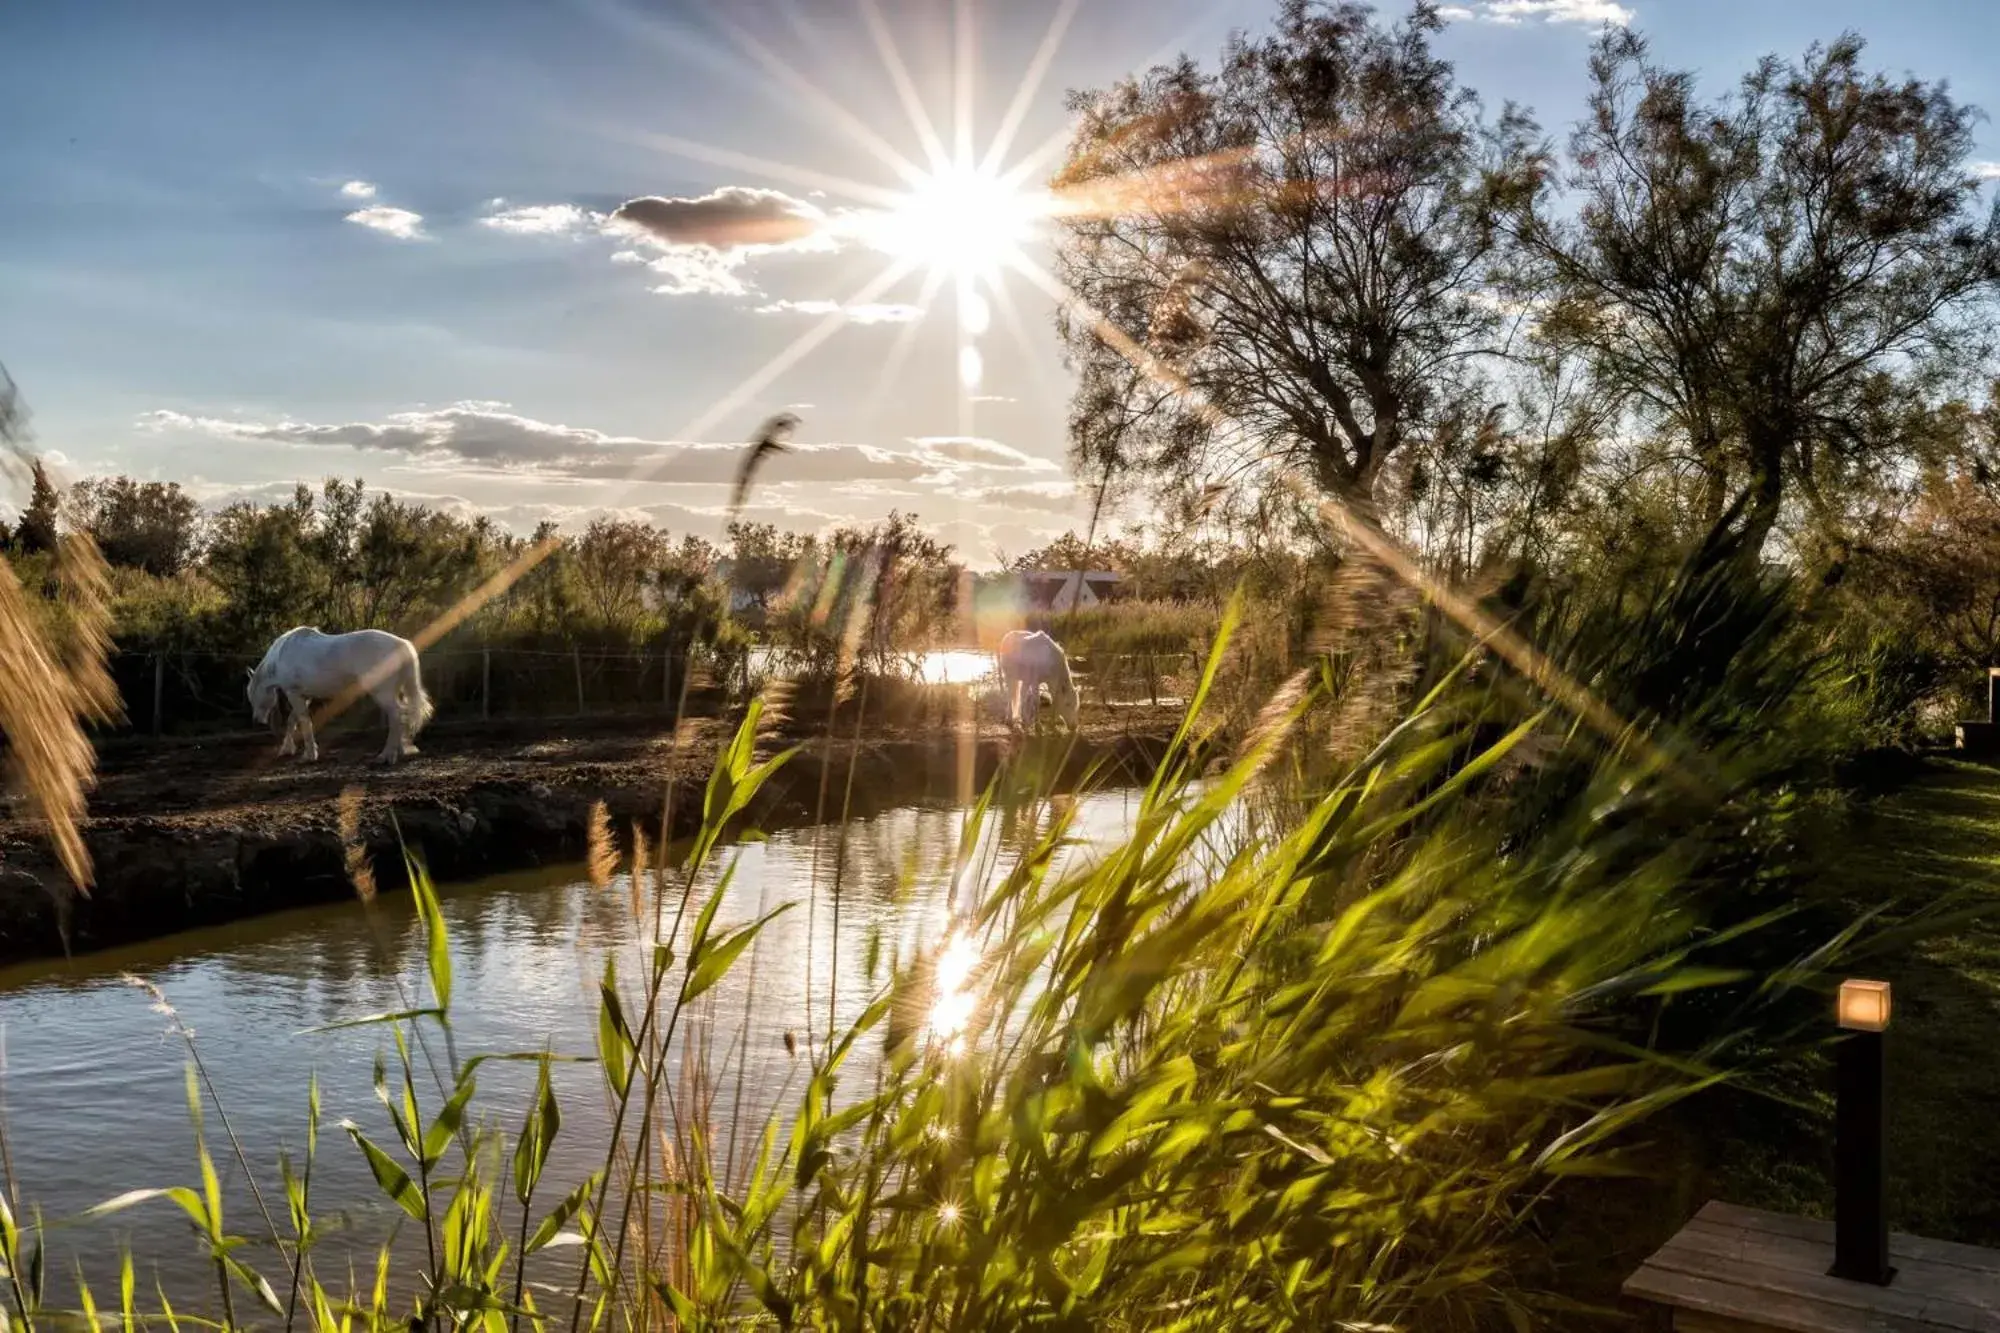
xmin=998 ymin=663 xmax=1019 ymax=732
xmin=374 ymin=686 xmax=403 ymax=765
xmin=285 ymin=689 xmax=319 ymax=762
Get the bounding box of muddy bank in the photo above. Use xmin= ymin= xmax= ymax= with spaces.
xmin=0 ymin=708 xmax=1181 ymax=964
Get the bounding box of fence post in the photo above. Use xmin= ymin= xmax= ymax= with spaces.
xmin=1147 ymin=653 xmax=1159 ymax=707
xmin=573 ymin=645 xmax=586 ymax=716
xmin=152 ymin=652 xmax=165 ymax=736
xmin=481 ymin=647 xmax=492 ymax=720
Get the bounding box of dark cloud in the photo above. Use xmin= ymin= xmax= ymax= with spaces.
xmin=609 ymin=187 xmax=827 ymax=252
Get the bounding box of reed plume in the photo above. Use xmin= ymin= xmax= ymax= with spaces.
xmin=0 ymin=539 xmax=117 ymax=891
xmin=336 ymin=786 xmax=376 ymax=901
xmin=586 ymin=799 xmax=616 ymax=890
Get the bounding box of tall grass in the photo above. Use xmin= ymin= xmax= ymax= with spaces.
xmin=0 ymin=530 xmax=1878 ymax=1331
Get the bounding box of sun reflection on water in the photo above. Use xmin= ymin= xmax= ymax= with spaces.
xmin=925 ymin=924 xmax=983 ymax=1057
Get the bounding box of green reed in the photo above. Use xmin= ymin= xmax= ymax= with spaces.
xmin=2 ymin=565 xmax=1868 ymax=1332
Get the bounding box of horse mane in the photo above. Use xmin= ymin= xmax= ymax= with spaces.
xmin=251 ymin=626 xmax=321 ymax=684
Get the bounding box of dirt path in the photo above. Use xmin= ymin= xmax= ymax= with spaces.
xmin=0 ymin=702 xmax=1185 ymax=963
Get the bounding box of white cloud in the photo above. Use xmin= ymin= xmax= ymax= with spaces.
xmin=1437 ymin=5 xmax=1476 ymax=18
xmin=755 ymin=299 xmax=924 ymax=324
xmin=141 ymin=406 xmax=1065 ymax=492
xmin=958 ymin=480 xmax=1079 ymax=513
xmin=339 ymin=180 xmax=378 ymax=199
xmin=344 ymin=205 xmax=426 ymax=241
xmin=1456 ymin=0 xmax=1632 ymax=24
xmin=839 ymin=303 xmax=923 ymax=325
xmin=911 ymin=436 xmax=1060 ymax=474
xmin=609 ymin=249 xmax=647 ymax=265
xmin=1974 ymin=162 xmax=2000 ymax=181
xmin=481 ymin=203 xmax=602 ymax=236
xmin=647 ymin=250 xmax=751 ymax=297
xmin=760 ymin=299 xmax=840 ymax=317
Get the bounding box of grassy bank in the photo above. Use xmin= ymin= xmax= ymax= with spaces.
xmin=1723 ymin=757 xmax=2000 ymax=1244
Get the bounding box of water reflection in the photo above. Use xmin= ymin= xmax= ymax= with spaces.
xmin=925 ymin=929 xmax=983 ymax=1057
xmin=749 ymin=646 xmax=996 ymax=686
xmin=0 ymin=788 xmax=1147 ymax=1309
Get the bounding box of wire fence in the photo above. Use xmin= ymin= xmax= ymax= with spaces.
xmin=99 ymin=644 xmax=1197 ymax=739
xmin=108 ymin=644 xmax=723 ymax=738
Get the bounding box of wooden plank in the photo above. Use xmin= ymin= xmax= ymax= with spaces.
xmin=1624 ymin=1263 xmax=1881 ymax=1333
xmin=1660 ymin=1222 xmax=2000 ymax=1312
xmin=1628 ymin=1202 xmax=2000 ymax=1331
xmin=1695 ymin=1202 xmax=2000 ymax=1279
xmin=1640 ymin=1243 xmax=1993 ymax=1329
xmin=1678 ymin=1313 xmax=1809 ymax=1333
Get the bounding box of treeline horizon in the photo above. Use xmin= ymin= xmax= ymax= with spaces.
xmin=0 ymin=460 xmax=1287 ymax=674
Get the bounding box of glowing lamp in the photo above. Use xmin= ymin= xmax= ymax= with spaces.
xmin=1837 ymin=979 xmax=1891 ymax=1033
xmin=1830 ymin=978 xmax=1894 ymax=1286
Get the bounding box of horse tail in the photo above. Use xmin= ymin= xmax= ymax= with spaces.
xmin=398 ymin=640 xmax=435 ymax=737
xmin=1050 ymin=647 xmax=1080 ymax=728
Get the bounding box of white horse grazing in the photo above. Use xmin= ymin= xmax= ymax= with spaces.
xmin=247 ymin=626 xmax=435 ymax=765
xmin=995 ymin=630 xmax=1079 ymax=733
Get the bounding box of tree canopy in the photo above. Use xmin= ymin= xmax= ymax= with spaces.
xmin=1054 ymin=0 xmax=1516 ymax=523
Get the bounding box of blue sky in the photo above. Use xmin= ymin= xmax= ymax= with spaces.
xmin=5 ymin=0 xmax=1998 ymax=566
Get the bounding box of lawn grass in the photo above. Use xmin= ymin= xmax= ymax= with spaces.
xmin=1782 ymin=756 xmax=2000 ymax=1244
xmin=1549 ymin=756 xmax=2000 ymax=1326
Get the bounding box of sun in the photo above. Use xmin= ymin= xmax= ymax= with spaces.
xmin=861 ymin=159 xmax=1046 ymax=287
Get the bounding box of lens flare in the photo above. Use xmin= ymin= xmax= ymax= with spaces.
xmin=925 ymin=925 xmax=982 ymax=1056
xmin=854 ymin=159 xmax=1046 ymax=285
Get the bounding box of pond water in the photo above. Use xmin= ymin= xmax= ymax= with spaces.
xmin=748 ymin=646 xmax=997 ymax=686
xmin=0 ymin=787 xmax=1154 ymax=1309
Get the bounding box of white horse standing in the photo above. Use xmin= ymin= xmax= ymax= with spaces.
xmin=995 ymin=630 xmax=1079 ymax=733
xmin=247 ymin=627 xmax=435 ymax=765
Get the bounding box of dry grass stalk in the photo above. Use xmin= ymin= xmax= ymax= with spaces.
xmin=1234 ymin=668 xmax=1313 ymax=779
xmin=628 ymin=819 xmax=650 ymax=919
xmin=53 ymin=536 xmax=121 ymax=728
xmin=833 ymin=554 xmax=880 ymax=709
xmin=1311 ymin=554 xmax=1422 ymax=762
xmin=0 ymin=548 xmax=110 ymax=891
xmin=586 ymin=799 xmax=616 ymax=890
xmin=756 ymin=676 xmax=796 ymax=755
xmin=336 ymin=785 xmax=376 ymax=901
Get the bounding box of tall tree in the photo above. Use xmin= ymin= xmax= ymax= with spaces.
xmin=725 ymin=521 xmax=814 ymax=621
xmin=1053 ymin=1 xmax=1516 ymax=522
xmin=1499 ymin=29 xmax=2000 ymax=558
xmin=66 ymin=475 xmax=204 ymax=576
xmin=573 ymin=518 xmax=670 ymax=633
xmin=15 ymin=459 xmax=60 ymax=555
xmin=204 ymin=487 xmax=319 ymax=639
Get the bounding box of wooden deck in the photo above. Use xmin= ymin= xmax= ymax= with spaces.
xmin=1623 ymin=1201 xmax=2000 ymax=1331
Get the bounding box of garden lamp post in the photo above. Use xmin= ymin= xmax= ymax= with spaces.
xmin=1830 ymin=978 xmax=1893 ymax=1285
